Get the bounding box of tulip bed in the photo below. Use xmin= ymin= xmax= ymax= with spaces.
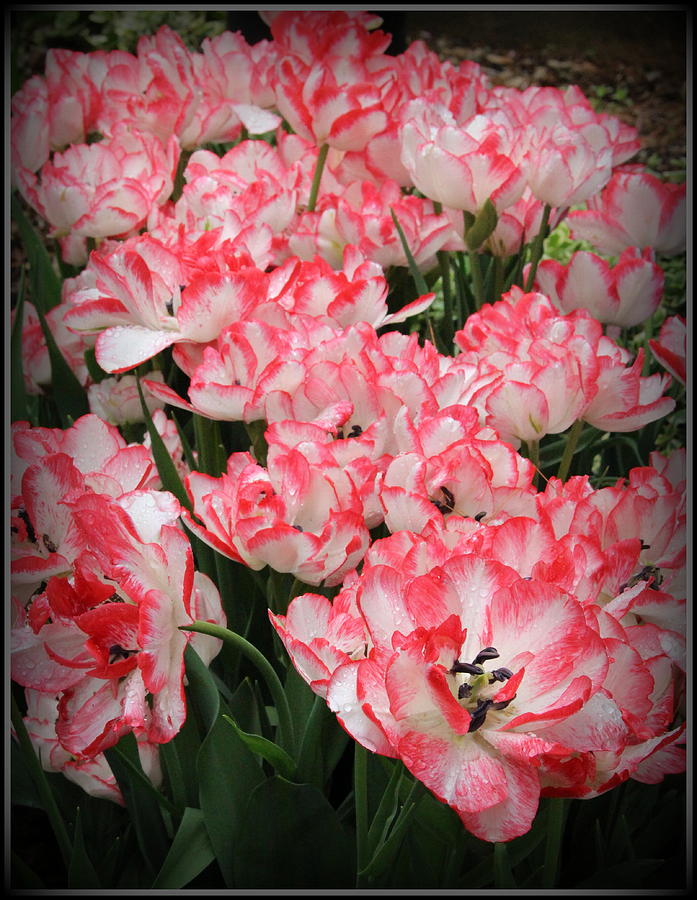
xmin=9 ymin=10 xmax=687 ymax=891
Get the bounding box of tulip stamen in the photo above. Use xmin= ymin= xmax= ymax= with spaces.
xmin=450 ymin=647 xmax=517 ymax=728
xmin=432 ymin=486 xmax=455 ymax=514
xmin=489 ymin=667 xmax=514 ymax=684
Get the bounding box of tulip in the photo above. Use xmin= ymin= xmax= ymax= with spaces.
xmin=567 ymin=167 xmax=686 ymax=256
xmin=649 ymin=315 xmax=686 ymax=385
xmin=534 ymin=247 xmax=664 ymax=329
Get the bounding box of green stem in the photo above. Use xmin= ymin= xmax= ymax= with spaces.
xmin=641 ymin=314 xmax=655 ymax=376
xmin=11 ymin=694 xmax=73 ymax=869
xmin=307 ymin=143 xmax=330 ymax=213
xmin=493 ymin=842 xmax=516 ymax=888
xmin=437 ymin=249 xmax=454 ymax=349
xmin=542 ymin=797 xmax=567 ymax=888
xmin=170 ymin=148 xmax=193 ymax=203
xmin=492 ymin=254 xmax=505 ymax=302
xmin=525 ymin=438 xmax=540 ymax=489
xmin=524 ymin=203 xmax=552 ymax=291
xmin=354 ymin=743 xmax=370 ymax=886
xmin=180 ymin=620 xmax=296 ymax=756
xmin=468 ymin=249 xmax=485 ymax=310
xmin=556 ymin=418 xmax=585 ymax=482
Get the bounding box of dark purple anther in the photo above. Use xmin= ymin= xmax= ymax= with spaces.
xmin=472 ymin=647 xmax=500 ymax=666
xmin=451 ymin=660 xmax=484 ymax=676
xmin=489 ymin=667 xmax=514 ymax=683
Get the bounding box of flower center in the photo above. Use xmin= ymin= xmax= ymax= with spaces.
xmin=449 ymin=646 xmax=515 ymax=733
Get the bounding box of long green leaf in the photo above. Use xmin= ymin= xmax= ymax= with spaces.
xmin=197 ymin=713 xmax=265 ymax=887
xmin=193 ymin=414 xmax=227 ymax=476
xmin=68 ymin=808 xmax=101 ymax=889
xmin=390 ymin=207 xmax=429 ymax=297
xmin=104 ymin=734 xmax=172 ymax=876
xmin=183 ymin=643 xmax=221 ymax=736
xmin=234 ymin=776 xmax=354 ymax=888
xmin=11 ymin=199 xmax=89 ymax=426
xmin=11 ymin=695 xmax=72 ymax=869
xmin=35 ymin=302 xmax=89 ymax=426
xmin=358 ymin=797 xmax=417 ymax=881
xmin=366 ymin=762 xmax=404 ymax=858
xmin=137 ymin=376 xmax=191 ymax=510
xmin=11 ymin=192 xmax=62 ymax=313
xmin=11 ymin=269 xmax=30 ymax=423
xmin=222 ymin=714 xmax=296 ymax=779
xmin=151 ymin=808 xmax=215 ymax=889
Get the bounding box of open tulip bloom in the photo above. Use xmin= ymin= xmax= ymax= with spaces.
xmin=10 ymin=10 xmax=686 ymax=891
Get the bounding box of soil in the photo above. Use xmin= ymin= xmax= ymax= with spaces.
xmin=402 ymin=8 xmax=688 ymax=176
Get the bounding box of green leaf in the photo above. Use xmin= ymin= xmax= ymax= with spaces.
xmin=35 ymin=302 xmax=90 ymax=426
xmin=222 ymin=715 xmax=296 ymax=779
xmin=68 ymin=808 xmax=101 ymax=889
xmin=137 ymin=376 xmax=191 ymax=510
xmin=234 ymin=776 xmax=354 ymax=888
xmin=193 ymin=414 xmax=227 ymax=475
xmin=183 ymin=643 xmax=221 ymax=736
xmin=366 ymin=761 xmax=404 ymax=857
xmin=10 ymin=735 xmax=41 ymax=809
xmin=11 ymin=270 xmax=30 ymax=423
xmin=197 ymin=712 xmax=265 ymax=886
xmin=83 ymin=347 xmax=110 ymax=384
xmin=227 ymin=675 xmax=263 ymax=735
xmin=390 ymin=207 xmax=430 ymax=297
xmin=464 ymin=197 xmax=498 ymax=251
xmin=409 ymin=788 xmax=462 ymax=848
xmin=151 ymin=808 xmax=215 ymax=889
xmin=104 ymin=734 xmax=172 ymax=876
xmin=11 ymin=193 xmax=62 ymax=313
xmin=159 ymin=719 xmax=198 ymax=813
xmin=359 ymin=795 xmax=417 ymax=881
xmin=10 ymin=695 xmax=73 ymax=869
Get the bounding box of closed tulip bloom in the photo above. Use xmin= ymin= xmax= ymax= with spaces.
xmin=400 ymin=101 xmax=526 ymax=215
xmin=274 ymin=56 xmax=388 ymax=152
xmin=183 ymin=451 xmax=370 ymax=587
xmin=567 ymin=167 xmax=686 ymax=256
xmin=524 ymin=124 xmax=613 ymax=208
xmin=534 ymin=248 xmax=664 ymax=329
xmin=16 ymin=123 xmax=177 ymax=246
xmin=581 ymin=344 xmax=675 ymax=433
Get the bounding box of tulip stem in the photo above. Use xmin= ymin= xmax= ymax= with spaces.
xmin=556 ymin=418 xmax=585 ymax=482
xmin=307 ymin=143 xmax=330 ymax=213
xmin=641 ymin=315 xmax=655 ymax=376
xmin=468 ymin=249 xmax=485 ymax=310
xmin=493 ymin=255 xmax=505 ymax=302
xmin=437 ymin=249 xmax=454 ymax=350
xmin=170 ymin=148 xmax=193 ymax=203
xmin=524 ymin=203 xmax=552 ymax=291
xmin=181 ymin=620 xmax=295 ymax=756
xmin=524 ymin=438 xmax=541 ymax=488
